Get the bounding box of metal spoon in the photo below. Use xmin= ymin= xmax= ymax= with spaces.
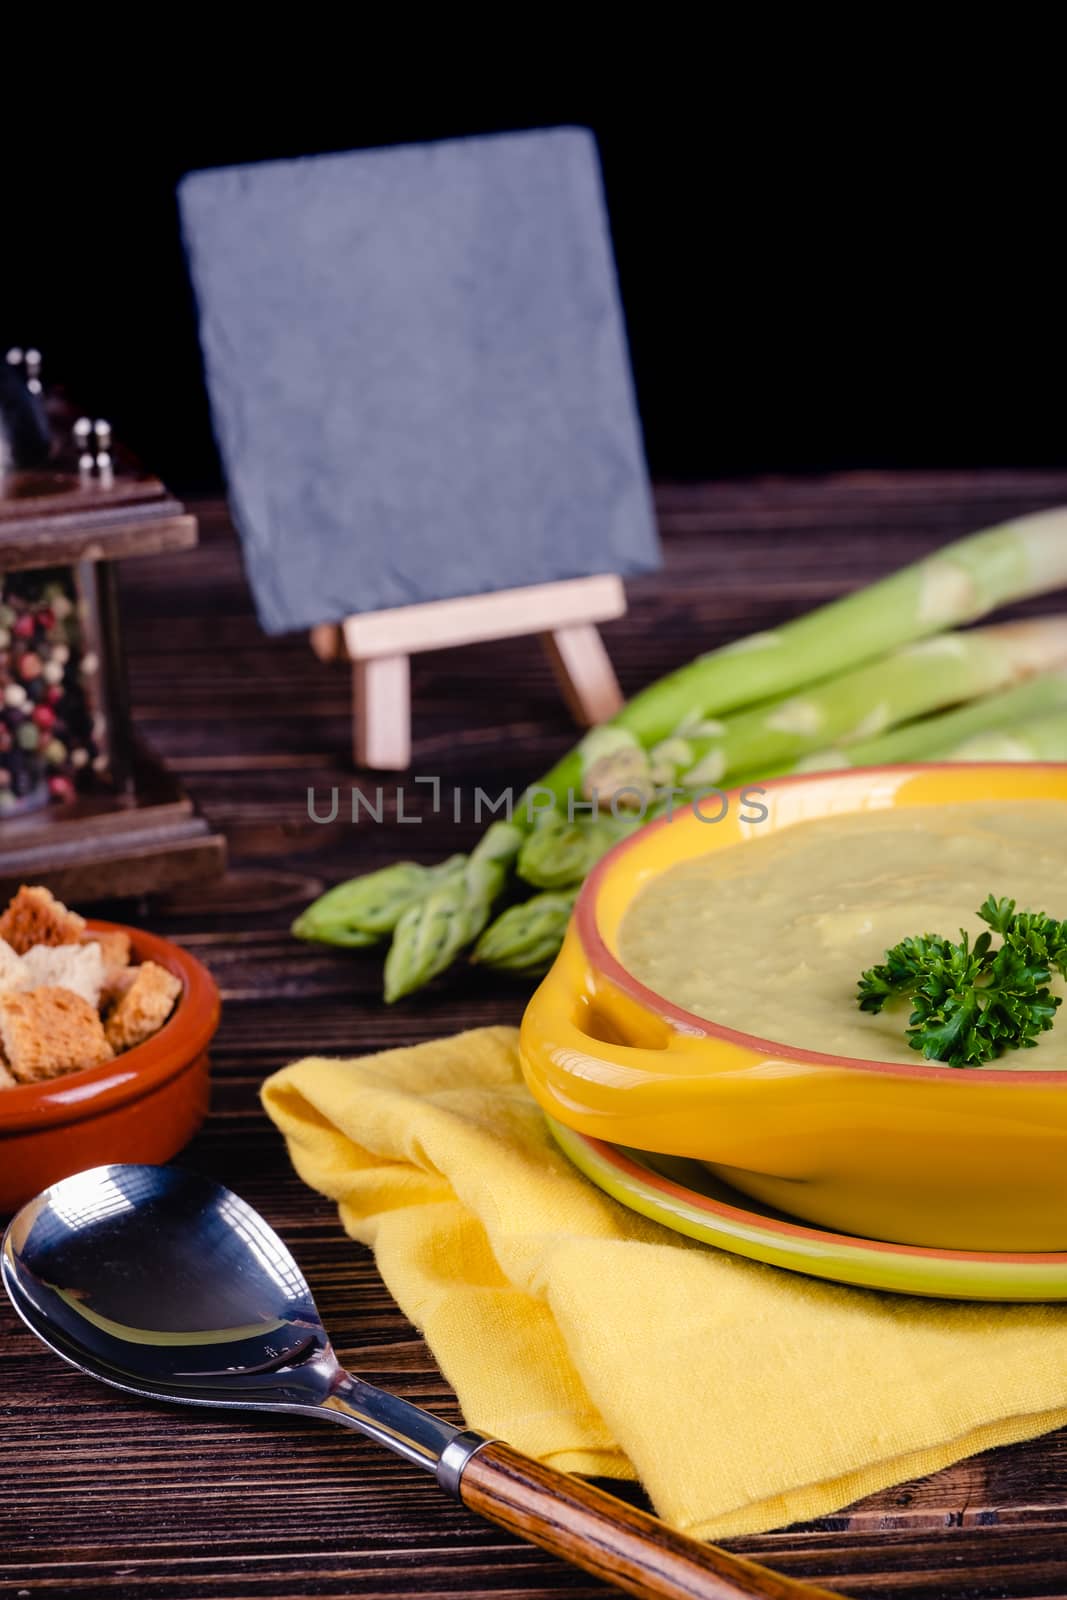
xmin=2 ymin=1164 xmax=839 ymax=1600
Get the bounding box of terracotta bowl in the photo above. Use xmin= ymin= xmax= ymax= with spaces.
xmin=0 ymin=920 xmax=220 ymax=1214
xmin=520 ymin=763 xmax=1067 ymax=1252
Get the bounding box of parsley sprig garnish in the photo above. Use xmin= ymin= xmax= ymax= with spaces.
xmin=857 ymin=895 xmax=1067 ymax=1067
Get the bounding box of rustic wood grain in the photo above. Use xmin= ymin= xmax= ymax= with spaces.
xmin=4 ymin=473 xmax=1067 ymax=1598
xmin=458 ymin=1442 xmax=840 ymax=1600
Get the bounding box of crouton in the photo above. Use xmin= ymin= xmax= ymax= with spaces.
xmin=19 ymin=941 xmax=105 ymax=1009
xmin=85 ymin=929 xmax=131 ymax=971
xmin=0 ymin=988 xmax=113 ymax=1083
xmin=0 ymin=886 xmax=86 ymax=955
xmin=87 ymin=929 xmax=134 ymax=1006
xmin=0 ymin=1057 xmax=15 ymax=1089
xmin=104 ymin=961 xmax=182 ymax=1052
xmin=102 ymin=965 xmax=139 ymax=1009
xmin=0 ymin=939 xmax=23 ymax=997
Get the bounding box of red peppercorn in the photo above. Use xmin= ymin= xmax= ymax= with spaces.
xmin=12 ymin=614 xmax=34 ymax=640
xmin=32 ymin=704 xmax=56 ymax=732
xmin=37 ymin=608 xmax=55 ymax=631
xmin=46 ymin=685 xmax=63 ymax=705
xmin=48 ymin=775 xmax=75 ymax=802
xmin=19 ymin=652 xmax=42 ymax=680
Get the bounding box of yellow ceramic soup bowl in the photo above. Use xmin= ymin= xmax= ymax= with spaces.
xmin=519 ymin=763 xmax=1067 ymax=1252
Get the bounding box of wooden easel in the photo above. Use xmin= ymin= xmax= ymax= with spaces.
xmin=310 ymin=574 xmax=626 ymax=770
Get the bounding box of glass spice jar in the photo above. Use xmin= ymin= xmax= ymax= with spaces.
xmin=0 ymin=566 xmax=99 ymax=818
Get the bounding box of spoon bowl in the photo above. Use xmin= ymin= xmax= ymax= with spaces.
xmin=3 ymin=1163 xmax=332 ymax=1407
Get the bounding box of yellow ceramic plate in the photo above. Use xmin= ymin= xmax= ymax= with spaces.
xmin=548 ymin=1117 xmax=1067 ymax=1302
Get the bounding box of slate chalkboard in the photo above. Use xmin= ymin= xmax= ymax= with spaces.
xmin=178 ymin=128 xmax=660 ymax=637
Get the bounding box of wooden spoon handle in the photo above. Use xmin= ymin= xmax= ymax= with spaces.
xmin=458 ymin=1441 xmax=842 ymax=1600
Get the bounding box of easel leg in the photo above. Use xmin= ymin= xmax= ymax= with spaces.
xmin=310 ymin=623 xmax=343 ymax=663
xmin=541 ymin=624 xmax=624 ymax=727
xmin=353 ymin=655 xmax=411 ymax=770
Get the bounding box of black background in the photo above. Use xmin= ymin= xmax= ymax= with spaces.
xmin=3 ymin=57 xmax=1062 ymax=492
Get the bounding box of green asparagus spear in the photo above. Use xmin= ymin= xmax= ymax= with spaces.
xmin=626 ymin=617 xmax=1067 ymax=799
xmin=290 ymin=918 xmax=380 ymax=949
xmin=472 ymin=887 xmax=580 ymax=974
xmin=579 ymin=506 xmax=1067 ymax=797
xmin=292 ymin=856 xmax=466 ymax=945
xmin=518 ymin=811 xmax=637 ymax=889
xmin=383 ymin=821 xmax=524 ymax=1001
xmin=936 ymin=709 xmax=1067 ymax=763
xmin=515 ymin=777 xmax=728 ymax=890
xmin=774 ymin=667 xmax=1067 ymax=776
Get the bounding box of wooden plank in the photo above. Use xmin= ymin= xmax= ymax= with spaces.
xmin=541 ymin=623 xmax=624 ymax=726
xmin=0 ymin=510 xmax=198 ymax=570
xmin=0 ymin=828 xmax=228 ymax=904
xmin=354 ymin=654 xmax=412 ymax=770
xmin=341 ymin=575 xmax=626 ymax=659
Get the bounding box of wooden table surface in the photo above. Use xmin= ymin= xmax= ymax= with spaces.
xmin=5 ymin=472 xmax=1067 ymax=1599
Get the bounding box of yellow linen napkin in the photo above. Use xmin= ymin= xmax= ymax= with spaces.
xmin=262 ymin=1026 xmax=1067 ymax=1540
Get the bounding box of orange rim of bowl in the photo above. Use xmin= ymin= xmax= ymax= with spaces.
xmin=0 ymin=920 xmax=221 ymax=1133
xmin=568 ymin=1127 xmax=1067 ymax=1266
xmin=576 ymin=761 xmax=1067 ymax=1087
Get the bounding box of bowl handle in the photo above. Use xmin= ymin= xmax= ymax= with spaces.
xmin=519 ymin=928 xmax=759 ymax=1124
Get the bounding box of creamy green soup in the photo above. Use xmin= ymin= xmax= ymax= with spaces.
xmin=618 ymin=801 xmax=1067 ymax=1067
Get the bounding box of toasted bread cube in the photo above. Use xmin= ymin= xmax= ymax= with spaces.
xmin=0 ymin=886 xmax=86 ymax=955
xmin=0 ymin=988 xmax=113 ymax=1083
xmin=86 ymin=929 xmax=132 ymax=970
xmin=101 ymin=964 xmax=139 ymax=1010
xmin=0 ymin=939 xmax=23 ymax=997
xmin=105 ymin=961 xmax=182 ymax=1052
xmin=88 ymin=930 xmax=134 ymax=1006
xmin=0 ymin=1058 xmax=15 ymax=1089
xmin=20 ymin=941 xmax=105 ymax=1009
